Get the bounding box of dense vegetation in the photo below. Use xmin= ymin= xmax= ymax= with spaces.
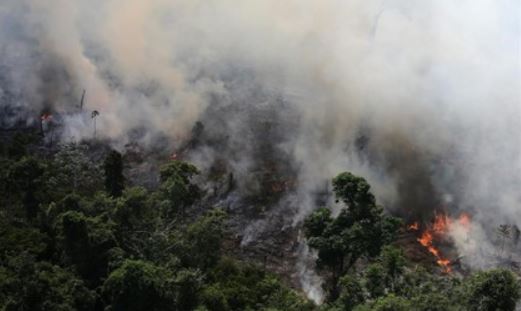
xmin=0 ymin=133 xmax=519 ymax=310
xmin=0 ymin=134 xmax=312 ymax=311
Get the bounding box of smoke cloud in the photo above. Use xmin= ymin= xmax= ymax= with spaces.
xmin=1 ymin=0 xmax=520 ymax=301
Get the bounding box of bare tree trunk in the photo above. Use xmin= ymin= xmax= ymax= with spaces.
xmin=80 ymin=89 xmax=86 ymax=111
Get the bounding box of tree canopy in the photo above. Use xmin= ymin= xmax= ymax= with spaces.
xmin=0 ymin=137 xmax=519 ymax=311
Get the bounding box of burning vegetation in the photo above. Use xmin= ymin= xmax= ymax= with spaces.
xmin=1 ymin=130 xmax=521 ymax=310
xmin=408 ymin=212 xmax=472 ymax=273
xmin=0 ymin=1 xmax=519 ymax=309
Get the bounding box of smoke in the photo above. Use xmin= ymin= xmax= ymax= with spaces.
xmin=1 ymin=0 xmax=520 ymax=301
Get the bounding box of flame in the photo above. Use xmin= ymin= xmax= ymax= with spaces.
xmin=414 ymin=212 xmax=470 ymax=273
xmin=407 ymin=222 xmax=419 ymax=231
xmin=417 ymin=229 xmax=451 ymax=273
xmin=432 ymin=213 xmax=451 ymax=233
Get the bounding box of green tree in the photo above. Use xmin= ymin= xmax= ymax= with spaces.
xmin=7 ymin=156 xmax=46 ymax=219
xmin=114 ymin=187 xmax=157 ymax=232
xmin=364 ymin=263 xmax=386 ymax=299
xmin=103 ymin=259 xmax=176 ymax=311
xmin=6 ymin=132 xmax=38 ymax=159
xmin=159 ymin=160 xmax=200 ymax=217
xmin=304 ymin=172 xmax=401 ymax=299
xmin=0 ymin=221 xmax=47 ymax=262
xmin=0 ymin=255 xmax=95 ymax=311
xmin=371 ymin=294 xmax=411 ymax=311
xmin=57 ymin=211 xmax=116 ymax=284
xmin=380 ymin=246 xmax=406 ymax=291
xmin=411 ymin=293 xmax=452 ymax=311
xmin=337 ymin=275 xmax=365 ymax=311
xmin=104 ymin=150 xmax=125 ymax=197
xmin=203 ymin=257 xmax=313 ymax=311
xmin=464 ymin=268 xmax=520 ymax=311
xmin=113 ymin=187 xmax=159 ymax=258
xmin=175 ymin=268 xmax=204 ymax=311
xmin=177 ymin=209 xmax=226 ymax=270
xmin=46 ymin=143 xmax=102 ymax=198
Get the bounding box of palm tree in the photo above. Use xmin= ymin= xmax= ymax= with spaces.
xmin=497 ymin=224 xmax=511 ymax=257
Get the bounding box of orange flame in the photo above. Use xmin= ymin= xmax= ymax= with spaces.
xmin=407 ymin=222 xmax=419 ymax=231
xmin=432 ymin=213 xmax=451 ymax=233
xmin=414 ymin=212 xmax=469 ymax=273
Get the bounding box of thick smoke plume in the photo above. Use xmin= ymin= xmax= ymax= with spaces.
xmin=1 ymin=0 xmax=520 ymax=302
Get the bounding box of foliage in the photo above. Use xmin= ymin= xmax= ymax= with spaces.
xmin=370 ymin=294 xmax=411 ymax=311
xmin=337 ymin=275 xmax=365 ymax=311
xmin=0 ymin=254 xmax=95 ymax=311
xmin=1 ymin=141 xmax=520 ymax=311
xmin=178 ymin=208 xmax=227 ymax=270
xmin=7 ymin=156 xmax=46 ymax=218
xmin=104 ymin=150 xmax=125 ymax=197
xmin=159 ymin=160 xmax=200 ymax=216
xmin=201 ymin=257 xmax=314 ymax=311
xmin=56 ymin=210 xmax=117 ymax=283
xmin=103 ymin=259 xmax=176 ymax=311
xmin=304 ymin=172 xmax=402 ymax=298
xmin=46 ymin=143 xmax=103 ymax=199
xmin=464 ymin=268 xmax=521 ymax=311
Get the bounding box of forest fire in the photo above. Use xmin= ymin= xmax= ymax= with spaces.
xmin=408 ymin=212 xmax=471 ymax=273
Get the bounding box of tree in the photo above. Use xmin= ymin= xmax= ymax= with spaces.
xmin=371 ymin=294 xmax=411 ymax=311
xmin=337 ymin=275 xmax=365 ymax=311
xmin=113 ymin=187 xmax=159 ymax=258
xmin=46 ymin=143 xmax=102 ymax=198
xmin=364 ymin=263 xmax=386 ymax=299
xmin=203 ymin=257 xmax=313 ymax=311
xmin=411 ymin=293 xmax=452 ymax=311
xmin=0 ymin=255 xmax=95 ymax=311
xmin=380 ymin=246 xmax=406 ymax=291
xmin=7 ymin=156 xmax=46 ymax=219
xmin=496 ymin=224 xmax=512 ymax=257
xmin=303 ymin=172 xmax=401 ymax=299
xmin=6 ymin=132 xmax=38 ymax=159
xmin=177 ymin=209 xmax=226 ymax=270
xmin=57 ymin=211 xmax=117 ymax=284
xmin=464 ymin=268 xmax=520 ymax=311
xmin=0 ymin=221 xmax=47 ymax=262
xmin=159 ymin=161 xmax=200 ymax=217
xmin=104 ymin=150 xmax=125 ymax=197
xmin=103 ymin=259 xmax=176 ymax=311
xmin=175 ymin=268 xmax=204 ymax=311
